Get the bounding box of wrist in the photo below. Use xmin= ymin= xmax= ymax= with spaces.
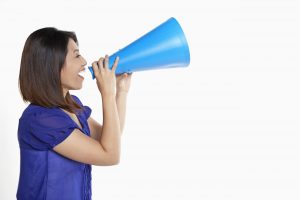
xmin=116 ymin=90 xmax=128 ymax=96
xmin=101 ymin=93 xmax=116 ymax=101
xmin=116 ymin=92 xmax=128 ymax=102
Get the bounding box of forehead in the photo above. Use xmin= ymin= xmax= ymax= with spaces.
xmin=68 ymin=39 xmax=78 ymax=51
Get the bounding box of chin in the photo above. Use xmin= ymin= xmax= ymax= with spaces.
xmin=75 ymin=86 xmax=83 ymax=90
xmin=69 ymin=85 xmax=83 ymax=91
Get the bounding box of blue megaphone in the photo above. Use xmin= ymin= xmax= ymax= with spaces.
xmin=88 ymin=17 xmax=190 ymax=78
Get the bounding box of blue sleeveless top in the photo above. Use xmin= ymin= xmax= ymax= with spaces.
xmin=17 ymin=95 xmax=92 ymax=200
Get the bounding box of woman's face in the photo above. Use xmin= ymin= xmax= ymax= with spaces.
xmin=61 ymin=39 xmax=87 ymax=95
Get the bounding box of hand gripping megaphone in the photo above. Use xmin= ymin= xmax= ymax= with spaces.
xmin=88 ymin=17 xmax=190 ymax=78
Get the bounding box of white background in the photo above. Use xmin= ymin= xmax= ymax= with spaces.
xmin=0 ymin=0 xmax=300 ymax=199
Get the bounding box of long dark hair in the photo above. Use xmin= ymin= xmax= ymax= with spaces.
xmin=19 ymin=27 xmax=81 ymax=113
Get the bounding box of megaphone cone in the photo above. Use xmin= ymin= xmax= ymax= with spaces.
xmin=88 ymin=17 xmax=190 ymax=78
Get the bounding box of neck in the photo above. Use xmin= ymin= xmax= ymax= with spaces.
xmin=63 ymin=88 xmax=68 ymax=98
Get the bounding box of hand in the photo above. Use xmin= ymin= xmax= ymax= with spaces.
xmin=116 ymin=73 xmax=132 ymax=94
xmin=91 ymin=55 xmax=119 ymax=96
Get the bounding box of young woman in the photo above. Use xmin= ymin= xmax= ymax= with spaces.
xmin=17 ymin=27 xmax=132 ymax=200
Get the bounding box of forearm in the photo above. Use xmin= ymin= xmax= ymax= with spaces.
xmin=116 ymin=91 xmax=128 ymax=134
xmin=100 ymin=95 xmax=121 ymax=157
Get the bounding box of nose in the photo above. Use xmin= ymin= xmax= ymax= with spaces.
xmin=81 ymin=56 xmax=87 ymax=66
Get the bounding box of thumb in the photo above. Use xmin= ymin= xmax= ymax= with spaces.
xmin=111 ymin=56 xmax=119 ymax=73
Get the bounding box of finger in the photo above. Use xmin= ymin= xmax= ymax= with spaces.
xmin=116 ymin=73 xmax=122 ymax=79
xmin=91 ymin=61 xmax=100 ymax=78
xmin=111 ymin=56 xmax=119 ymax=73
xmin=127 ymin=73 xmax=133 ymax=82
xmin=104 ymin=55 xmax=109 ymax=70
xmin=97 ymin=57 xmax=104 ymax=70
xmin=126 ymin=72 xmax=132 ymax=78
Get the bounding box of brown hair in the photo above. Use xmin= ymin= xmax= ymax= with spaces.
xmin=19 ymin=27 xmax=81 ymax=113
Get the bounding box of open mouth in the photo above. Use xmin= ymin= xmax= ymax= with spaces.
xmin=78 ymin=70 xmax=85 ymax=79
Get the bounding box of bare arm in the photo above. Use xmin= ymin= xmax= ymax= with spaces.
xmin=88 ymin=90 xmax=128 ymax=140
xmin=88 ymin=66 xmax=132 ymax=140
xmin=88 ymin=91 xmax=128 ymax=140
xmin=116 ymin=73 xmax=132 ymax=133
xmin=88 ymin=117 xmax=102 ymax=141
xmin=99 ymin=94 xmax=121 ymax=159
xmin=53 ymin=56 xmax=122 ymax=166
xmin=116 ymin=92 xmax=127 ymax=134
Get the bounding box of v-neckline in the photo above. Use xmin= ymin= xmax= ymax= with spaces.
xmin=58 ymin=108 xmax=84 ymax=131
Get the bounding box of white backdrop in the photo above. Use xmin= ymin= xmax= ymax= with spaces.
xmin=1 ymin=0 xmax=300 ymax=199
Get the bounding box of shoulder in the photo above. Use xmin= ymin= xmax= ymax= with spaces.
xmin=19 ymin=104 xmax=69 ymax=126
xmin=20 ymin=103 xmax=51 ymax=119
xmin=71 ymin=95 xmax=83 ymax=106
xmin=71 ymin=95 xmax=92 ymax=119
xmin=18 ymin=104 xmax=77 ymax=150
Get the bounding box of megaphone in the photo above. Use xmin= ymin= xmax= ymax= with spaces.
xmin=88 ymin=17 xmax=190 ymax=78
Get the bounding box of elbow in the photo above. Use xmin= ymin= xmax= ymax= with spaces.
xmin=102 ymin=157 xmax=120 ymax=166
xmin=105 ymin=146 xmax=121 ymax=165
xmin=109 ymin=155 xmax=120 ymax=165
xmin=94 ymin=143 xmax=121 ymax=166
xmin=94 ymin=159 xmax=119 ymax=166
xmin=94 ymin=154 xmax=120 ymax=166
xmin=105 ymin=148 xmax=120 ymax=165
xmin=110 ymin=160 xmax=120 ymax=166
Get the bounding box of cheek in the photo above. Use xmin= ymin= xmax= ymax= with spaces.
xmin=60 ymin=68 xmax=79 ymax=85
xmin=60 ymin=69 xmax=68 ymax=84
xmin=60 ymin=69 xmax=75 ymax=86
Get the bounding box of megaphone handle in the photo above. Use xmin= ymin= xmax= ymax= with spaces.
xmin=88 ymin=66 xmax=96 ymax=79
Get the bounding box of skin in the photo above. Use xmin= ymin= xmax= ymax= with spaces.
xmin=54 ymin=39 xmax=132 ymax=165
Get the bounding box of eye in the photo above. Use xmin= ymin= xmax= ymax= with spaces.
xmin=76 ymin=54 xmax=81 ymax=58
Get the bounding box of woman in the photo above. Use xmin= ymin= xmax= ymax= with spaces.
xmin=17 ymin=27 xmax=132 ymax=200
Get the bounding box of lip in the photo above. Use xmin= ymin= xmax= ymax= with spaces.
xmin=78 ymin=69 xmax=85 ymax=79
xmin=78 ymin=75 xmax=84 ymax=80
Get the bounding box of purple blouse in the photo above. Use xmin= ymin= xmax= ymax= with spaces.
xmin=17 ymin=95 xmax=92 ymax=200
